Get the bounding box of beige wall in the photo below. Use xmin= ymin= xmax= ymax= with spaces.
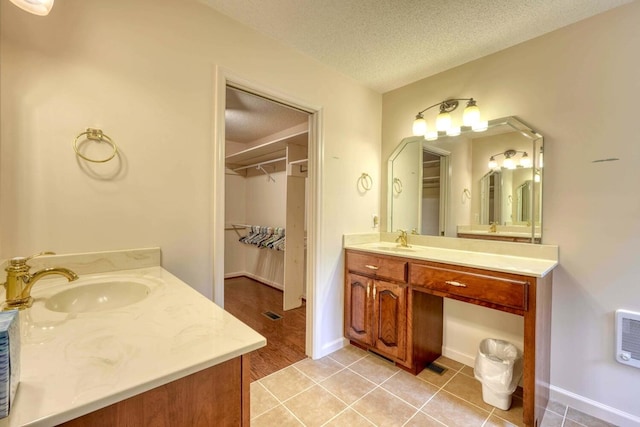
xmin=382 ymin=2 xmax=640 ymax=422
xmin=0 ymin=0 xmax=382 ymax=357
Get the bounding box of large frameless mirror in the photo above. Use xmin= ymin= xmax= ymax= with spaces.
xmin=388 ymin=116 xmax=543 ymax=243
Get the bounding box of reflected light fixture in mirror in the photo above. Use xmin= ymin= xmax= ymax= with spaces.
xmin=412 ymin=98 xmax=487 ymax=141
xmin=488 ymin=149 xmax=532 ymax=170
xmin=9 ymin=0 xmax=54 ymax=16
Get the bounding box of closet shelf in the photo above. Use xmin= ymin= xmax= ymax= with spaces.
xmin=225 ymin=131 xmax=308 ymax=169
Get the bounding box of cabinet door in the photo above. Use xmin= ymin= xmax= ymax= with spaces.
xmin=372 ymin=280 xmax=407 ymax=361
xmin=345 ymin=273 xmax=373 ymax=345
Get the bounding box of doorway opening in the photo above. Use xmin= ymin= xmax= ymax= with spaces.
xmin=217 ymin=81 xmax=319 ymax=380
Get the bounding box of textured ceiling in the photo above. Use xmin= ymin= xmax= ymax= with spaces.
xmin=226 ymin=87 xmax=308 ymax=144
xmin=202 ymin=0 xmax=632 ymax=93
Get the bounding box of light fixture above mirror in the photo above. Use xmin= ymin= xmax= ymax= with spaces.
xmin=412 ymin=98 xmax=488 ymax=141
xmin=9 ymin=0 xmax=54 ymax=16
xmin=488 ymin=149 xmax=532 ymax=170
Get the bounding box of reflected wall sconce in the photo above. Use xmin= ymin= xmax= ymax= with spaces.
xmin=488 ymin=149 xmax=532 ymax=170
xmin=534 ymin=169 xmax=541 ymax=183
xmin=412 ymin=98 xmax=487 ymax=141
xmin=9 ymin=0 xmax=54 ymax=15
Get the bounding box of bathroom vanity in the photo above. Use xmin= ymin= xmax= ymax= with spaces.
xmin=344 ymin=234 xmax=557 ymax=427
xmin=0 ymin=248 xmax=265 ymax=427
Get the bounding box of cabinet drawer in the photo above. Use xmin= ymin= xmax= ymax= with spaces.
xmin=410 ymin=262 xmax=529 ymax=312
xmin=346 ymin=251 xmax=407 ymax=283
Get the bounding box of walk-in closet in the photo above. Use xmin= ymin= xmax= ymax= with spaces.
xmin=223 ymin=86 xmax=309 ymax=380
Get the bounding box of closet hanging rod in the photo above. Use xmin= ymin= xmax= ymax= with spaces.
xmin=232 ymin=156 xmax=286 ymax=172
xmin=289 ymin=158 xmax=308 ymax=166
xmin=226 ymin=223 xmax=251 ymax=229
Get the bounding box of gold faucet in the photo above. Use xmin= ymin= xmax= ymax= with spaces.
xmin=395 ymin=229 xmax=409 ymax=247
xmin=2 ymin=252 xmax=78 ymax=310
xmin=489 ymin=222 xmax=498 ymax=233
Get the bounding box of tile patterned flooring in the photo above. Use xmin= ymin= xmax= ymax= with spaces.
xmin=250 ymin=345 xmax=616 ymax=427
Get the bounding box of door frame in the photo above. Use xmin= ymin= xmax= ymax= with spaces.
xmin=211 ymin=66 xmax=323 ymax=359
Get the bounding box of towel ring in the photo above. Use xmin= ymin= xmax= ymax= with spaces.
xmin=73 ymin=128 xmax=118 ymax=163
xmin=393 ymin=177 xmax=403 ymax=194
xmin=358 ymin=173 xmax=373 ymax=191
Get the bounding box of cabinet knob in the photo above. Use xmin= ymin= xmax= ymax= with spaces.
xmin=365 ymin=264 xmax=379 ymax=270
xmin=445 ymin=280 xmax=467 ymax=288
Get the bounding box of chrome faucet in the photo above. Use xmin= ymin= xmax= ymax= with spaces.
xmin=395 ymin=229 xmax=409 ymax=247
xmin=2 ymin=252 xmax=78 ymax=310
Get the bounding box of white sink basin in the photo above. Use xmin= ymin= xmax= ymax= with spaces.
xmin=45 ymin=280 xmax=150 ymax=313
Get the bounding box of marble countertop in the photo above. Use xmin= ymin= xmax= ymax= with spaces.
xmin=344 ymin=233 xmax=558 ymax=278
xmin=0 ymin=251 xmax=265 ymax=426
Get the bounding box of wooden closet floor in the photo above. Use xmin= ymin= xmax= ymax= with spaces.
xmin=224 ymin=276 xmax=306 ymax=381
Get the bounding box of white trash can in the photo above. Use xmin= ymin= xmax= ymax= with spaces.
xmin=474 ymin=338 xmax=523 ymax=410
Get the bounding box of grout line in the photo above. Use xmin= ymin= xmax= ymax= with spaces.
xmin=402 ymin=408 xmax=448 ymax=427
xmin=560 ymin=404 xmax=569 ymax=427
xmin=250 ymin=382 xmax=281 ymax=420
xmin=319 ymin=407 xmax=350 ymax=427
xmin=281 ymin=403 xmax=307 ymax=426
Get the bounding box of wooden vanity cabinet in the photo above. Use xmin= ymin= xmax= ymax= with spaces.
xmin=344 ymin=249 xmax=553 ymax=427
xmin=59 ymin=355 xmax=251 ymax=427
xmin=345 ymin=251 xmax=409 ymax=364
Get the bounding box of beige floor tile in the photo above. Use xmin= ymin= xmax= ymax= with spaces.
xmin=435 ymin=355 xmax=465 ymax=371
xmin=539 ymin=410 xmax=564 ymax=427
xmin=404 ymin=411 xmax=447 ymax=426
xmin=351 ymin=387 xmax=419 ymax=427
xmin=484 ymin=414 xmax=519 ymax=426
xmin=251 ymin=404 xmax=303 ymax=427
xmin=546 ymin=399 xmax=567 ymax=416
xmin=294 ymin=356 xmax=344 ymax=382
xmin=380 ymin=370 xmax=439 ymax=408
xmin=416 ymin=363 xmax=457 ymax=387
xmin=319 ymin=368 xmax=376 ymax=405
xmin=493 ymin=395 xmax=524 ymax=427
xmin=461 ymin=365 xmax=475 ymax=378
xmin=250 ymin=382 xmax=280 ymax=418
xmin=566 ymin=408 xmax=616 ymax=427
xmin=327 ymin=344 xmax=368 ymax=366
xmin=348 ymin=355 xmax=400 ymax=384
xmin=491 ymin=395 xmax=525 ymax=427
xmin=259 ymin=365 xmax=316 ymax=402
xmin=284 ymin=385 xmax=347 ymax=427
xmin=422 ymin=390 xmax=490 ymax=427
xmin=324 ymin=408 xmax=375 ymax=426
xmin=443 ymin=372 xmax=495 ymax=412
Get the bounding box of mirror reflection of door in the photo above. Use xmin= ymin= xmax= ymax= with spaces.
xmin=480 ymin=170 xmax=502 ymax=224
xmin=421 ymin=148 xmax=449 ymax=236
xmin=516 ymin=180 xmax=532 ymax=223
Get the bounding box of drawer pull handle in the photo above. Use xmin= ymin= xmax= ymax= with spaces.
xmin=446 ymin=280 xmax=467 ymax=288
xmin=365 ymin=264 xmax=379 ymax=270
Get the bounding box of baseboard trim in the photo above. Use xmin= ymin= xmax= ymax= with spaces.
xmin=224 ymin=272 xmax=284 ymax=291
xmin=549 ymin=385 xmax=640 ymax=427
xmin=442 ymin=346 xmax=476 ymax=367
xmin=319 ymin=337 xmax=348 ymax=359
